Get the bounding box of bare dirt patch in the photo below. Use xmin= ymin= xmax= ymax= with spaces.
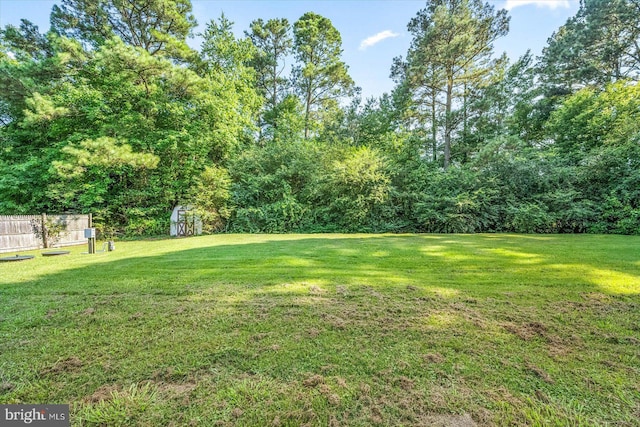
xmin=546 ymin=333 xmax=577 ymax=360
xmin=336 ymin=285 xmax=348 ymax=296
xmin=335 ymin=377 xmax=347 ymax=388
xmin=503 ymin=321 xmax=548 ymax=341
xmin=526 ymin=364 xmax=554 ymax=384
xmin=154 ymin=381 xmax=196 ymax=398
xmin=303 ymin=374 xmax=325 ymax=388
xmin=309 ymin=285 xmax=325 ymax=295
xmin=84 ymin=384 xmax=120 ymax=403
xmin=306 ymin=328 xmax=321 ymax=338
xmin=128 ymin=312 xmax=144 ymax=321
xmin=396 ymin=376 xmax=415 ymax=391
xmin=535 ymin=389 xmax=551 ymax=403
xmin=81 ymin=307 xmax=96 ymax=316
xmin=41 ymin=356 xmax=83 ymax=375
xmin=423 ymin=352 xmax=445 ymax=364
xmin=0 ymin=382 xmax=14 ymax=393
xmin=415 ymin=413 xmax=477 ymax=427
xmin=321 ymin=313 xmax=347 ymax=330
xmin=318 ymin=384 xmax=341 ymax=406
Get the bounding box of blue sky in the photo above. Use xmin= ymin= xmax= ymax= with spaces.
xmin=0 ymin=0 xmax=580 ymax=99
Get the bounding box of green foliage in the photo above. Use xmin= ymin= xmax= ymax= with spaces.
xmin=262 ymin=94 xmax=306 ymax=143
xmin=50 ymin=0 xmax=197 ymax=59
xmin=188 ymin=165 xmax=233 ymax=233
xmin=506 ymin=202 xmax=553 ymax=233
xmin=76 ymin=383 xmax=159 ymax=426
xmin=292 ymin=12 xmax=355 ymax=138
xmin=1 ymin=20 xmax=254 ymax=235
xmin=313 ymin=146 xmax=392 ymax=231
xmin=229 ymin=140 xmax=319 ymax=232
xmin=547 ymin=81 xmax=640 ymax=160
xmin=537 ymin=0 xmax=640 ymax=89
xmin=30 ymin=216 xmax=69 ymax=247
xmin=2 ymin=1 xmax=640 ymax=235
xmin=400 ymin=0 xmax=510 ymax=168
xmin=411 ymin=167 xmax=500 ymax=233
xmin=245 ymin=18 xmax=293 ymax=143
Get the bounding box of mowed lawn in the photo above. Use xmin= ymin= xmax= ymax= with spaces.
xmin=0 ymin=234 xmax=639 ymax=426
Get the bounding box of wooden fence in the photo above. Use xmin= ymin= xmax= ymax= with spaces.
xmin=0 ymin=214 xmax=90 ymax=253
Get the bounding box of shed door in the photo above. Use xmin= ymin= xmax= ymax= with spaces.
xmin=177 ymin=210 xmax=194 ymax=237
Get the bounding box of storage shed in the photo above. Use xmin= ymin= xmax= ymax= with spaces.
xmin=170 ymin=206 xmax=202 ymax=237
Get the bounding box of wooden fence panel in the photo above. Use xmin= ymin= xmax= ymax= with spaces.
xmin=55 ymin=215 xmax=88 ymax=248
xmin=0 ymin=214 xmax=89 ymax=253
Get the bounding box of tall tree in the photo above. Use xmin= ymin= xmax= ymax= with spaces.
xmin=461 ymin=51 xmax=536 ymax=153
xmin=246 ymin=18 xmax=292 ymax=111
xmin=538 ymin=0 xmax=640 ymax=91
xmin=0 ymin=30 xmax=254 ymax=232
xmin=50 ymin=0 xmax=196 ymax=58
xmin=546 ymin=80 xmax=640 ymax=160
xmin=199 ymin=14 xmax=261 ymax=143
xmin=292 ymin=12 xmax=355 ymax=139
xmin=0 ymin=20 xmax=60 ymax=124
xmin=201 ymin=14 xmax=255 ymax=74
xmin=399 ymin=0 xmax=509 ymax=168
xmin=392 ymin=55 xmax=444 ymax=161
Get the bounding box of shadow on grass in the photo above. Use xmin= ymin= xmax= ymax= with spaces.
xmin=1 ymin=233 xmax=639 ymax=297
xmin=1 ymin=234 xmax=639 ymax=425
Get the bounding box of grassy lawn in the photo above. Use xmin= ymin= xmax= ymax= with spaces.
xmin=0 ymin=234 xmax=639 ymax=426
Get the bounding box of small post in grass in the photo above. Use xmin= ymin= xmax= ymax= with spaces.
xmin=40 ymin=213 xmax=48 ymax=249
xmin=86 ymin=213 xmax=96 ymax=254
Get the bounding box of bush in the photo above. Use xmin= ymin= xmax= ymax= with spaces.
xmin=188 ymin=166 xmax=232 ymax=233
xmin=312 ymin=146 xmax=393 ymax=231
xmin=506 ymin=203 xmax=553 ymax=233
xmin=228 ymin=140 xmax=319 ymax=232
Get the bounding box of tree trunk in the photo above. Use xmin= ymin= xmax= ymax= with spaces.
xmin=444 ymin=75 xmax=453 ymax=169
xmin=462 ymin=80 xmax=468 ymax=163
xmin=304 ymin=86 xmax=312 ymax=139
xmin=272 ymin=51 xmax=278 ymax=109
xmin=431 ymin=91 xmax=437 ymax=162
xmin=272 ymin=59 xmax=278 ymax=133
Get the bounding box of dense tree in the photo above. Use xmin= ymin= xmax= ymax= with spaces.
xmin=199 ymin=14 xmax=261 ymax=136
xmin=538 ymin=0 xmax=640 ymax=91
xmin=399 ymin=0 xmax=509 ymax=168
xmin=229 ymin=139 xmax=320 ymax=232
xmin=313 ymin=146 xmax=392 ymax=231
xmin=246 ymin=18 xmax=292 ymax=111
xmin=546 ymin=80 xmax=640 ymax=160
xmin=2 ymin=1 xmax=640 ymax=236
xmin=50 ymin=0 xmax=197 ymax=58
xmin=245 ymin=18 xmax=294 ymax=142
xmin=188 ymin=165 xmax=233 ymax=232
xmin=291 ymin=12 xmax=355 ymax=138
xmin=463 ymin=51 xmax=538 ymax=151
xmin=0 ymin=31 xmax=255 ymax=234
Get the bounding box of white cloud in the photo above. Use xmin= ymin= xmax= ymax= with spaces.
xmin=504 ymin=0 xmax=571 ymax=10
xmin=359 ymin=30 xmax=400 ymax=51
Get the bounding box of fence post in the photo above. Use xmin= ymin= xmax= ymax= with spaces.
xmin=41 ymin=213 xmax=48 ymax=249
xmin=87 ymin=213 xmax=95 ymax=254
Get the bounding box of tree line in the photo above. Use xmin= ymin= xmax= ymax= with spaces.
xmin=1 ymin=0 xmax=639 ymax=236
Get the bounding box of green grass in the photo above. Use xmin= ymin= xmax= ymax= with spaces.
xmin=1 ymin=234 xmax=639 ymax=426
